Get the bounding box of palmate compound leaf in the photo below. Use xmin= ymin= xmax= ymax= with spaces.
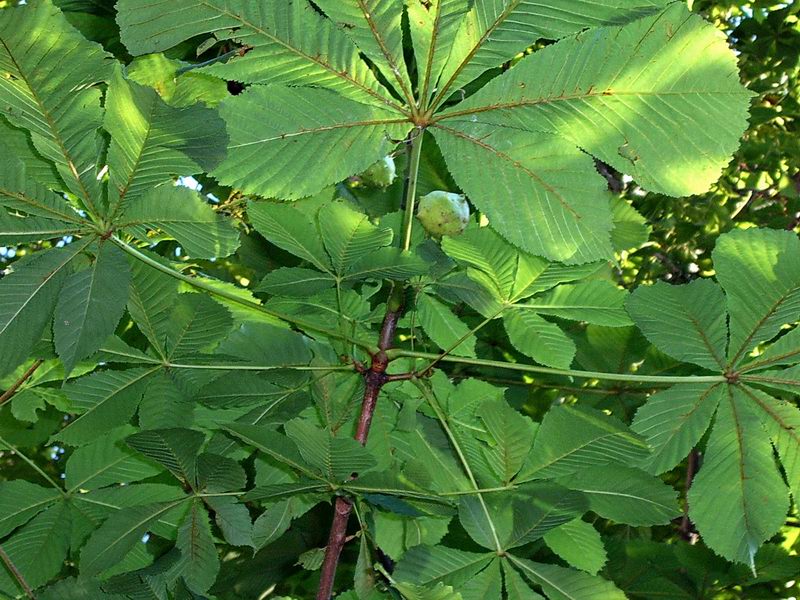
xmin=0 ymin=0 xmax=114 ymax=213
xmin=434 ymin=3 xmax=751 ymax=262
xmin=621 ymin=229 xmax=800 ymax=565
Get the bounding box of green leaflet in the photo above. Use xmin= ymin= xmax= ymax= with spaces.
xmin=712 ymin=228 xmax=800 ymax=367
xmin=688 ymin=387 xmax=789 ymax=567
xmin=0 ymin=117 xmax=62 ymax=191
xmin=176 ymin=500 xmax=220 ymax=593
xmin=459 ymin=485 xmax=586 ymax=551
xmin=80 ymin=499 xmax=188 ymax=577
xmin=318 ymin=201 xmax=393 ymax=274
xmin=126 ymin=53 xmax=229 ymax=108
xmin=104 ymin=66 xmax=227 ymax=212
xmin=507 ymin=555 xmax=627 ymax=600
xmin=54 ymin=242 xmax=131 ymax=374
xmin=504 ymin=310 xmax=576 ymax=369
xmin=204 ymin=496 xmax=253 ymax=548
xmin=433 ymin=123 xmax=614 ymax=262
xmin=117 ymin=0 xmax=398 ymax=108
xmin=517 ymin=280 xmax=631 ymax=327
xmin=558 ymin=465 xmax=681 ymax=526
xmin=543 ymin=519 xmax=607 ymax=576
xmin=502 ymin=561 xmax=545 ymax=600
xmin=0 ymin=0 xmax=113 ymax=211
xmin=626 ymin=278 xmax=728 ymax=371
xmin=312 ymin=0 xmax=413 ymax=101
xmin=55 ymin=367 xmax=159 ymax=446
xmin=0 ymin=154 xmax=81 ymax=223
xmin=416 ymin=292 xmax=477 ymax=358
xmin=119 ymin=185 xmax=240 ymax=259
xmin=406 ymin=0 xmax=470 ymax=103
xmin=631 ymin=383 xmax=725 ymax=474
xmin=126 ymin=428 xmax=205 ymax=487
xmin=212 ymin=85 xmax=409 ymax=199
xmin=0 ymin=243 xmax=88 ymax=377
xmin=477 ymin=398 xmax=536 ymax=485
xmin=250 ymin=201 xmax=427 ymax=286
xmin=251 ymin=499 xmax=295 ymax=550
xmin=394 ymin=546 xmax=494 ymax=588
xmin=285 ymin=418 xmax=377 ymax=482
xmin=0 ymin=501 xmax=71 ymax=590
xmin=126 ymin=253 xmax=179 ymax=357
xmin=520 ymin=405 xmax=650 ymax=480
xmin=440 ymin=4 xmax=752 ymax=199
xmin=0 ymin=480 xmax=62 ymax=538
xmin=743 ymin=387 xmax=800 ymax=503
xmin=65 ymin=426 xmax=162 ymax=491
xmin=0 ymin=209 xmax=83 ymax=244
xmin=165 ymin=293 xmax=234 ymax=360
xmin=433 ymin=0 xmax=670 ymax=103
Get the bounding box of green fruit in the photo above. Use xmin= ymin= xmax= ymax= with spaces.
xmin=360 ymin=155 xmax=397 ymax=187
xmin=416 ymin=191 xmax=469 ymax=237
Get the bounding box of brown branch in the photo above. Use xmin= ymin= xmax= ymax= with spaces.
xmin=316 ymin=305 xmax=402 ymax=600
xmin=0 ymin=545 xmax=36 ymax=599
xmin=679 ymin=449 xmax=700 ymax=542
xmin=0 ymin=360 xmax=43 ymax=407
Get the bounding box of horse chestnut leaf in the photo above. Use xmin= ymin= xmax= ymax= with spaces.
xmin=416 ymin=191 xmax=469 ymax=237
xmin=360 ymin=155 xmax=396 ymax=187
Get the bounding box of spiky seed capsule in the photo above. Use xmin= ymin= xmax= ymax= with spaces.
xmin=416 ymin=191 xmax=469 ymax=237
xmin=360 ymin=155 xmax=397 ymax=187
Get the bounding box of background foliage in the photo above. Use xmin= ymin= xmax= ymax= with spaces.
xmin=0 ymin=0 xmax=798 ymax=599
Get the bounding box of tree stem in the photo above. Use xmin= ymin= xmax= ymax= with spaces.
xmin=316 ymin=130 xmax=425 ymax=600
xmin=0 ymin=360 xmax=43 ymax=406
xmin=0 ymin=545 xmax=36 ymax=599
